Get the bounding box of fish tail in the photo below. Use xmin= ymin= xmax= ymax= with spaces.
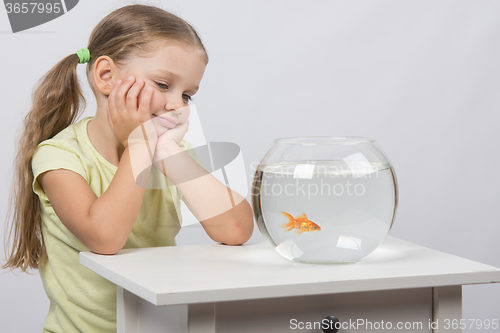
xmin=280 ymin=211 xmax=296 ymax=229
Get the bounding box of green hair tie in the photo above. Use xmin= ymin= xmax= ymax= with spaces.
xmin=76 ymin=48 xmax=90 ymax=64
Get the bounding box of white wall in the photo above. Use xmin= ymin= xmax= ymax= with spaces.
xmin=1 ymin=0 xmax=499 ymax=331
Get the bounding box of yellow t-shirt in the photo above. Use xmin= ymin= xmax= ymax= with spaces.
xmin=32 ymin=116 xmax=194 ymax=333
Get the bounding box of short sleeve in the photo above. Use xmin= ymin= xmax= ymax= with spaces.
xmin=32 ymin=143 xmax=88 ymax=201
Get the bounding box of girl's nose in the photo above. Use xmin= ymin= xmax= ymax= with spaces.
xmin=165 ymin=95 xmax=185 ymax=111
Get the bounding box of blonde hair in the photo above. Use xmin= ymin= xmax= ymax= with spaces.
xmin=2 ymin=4 xmax=208 ymax=273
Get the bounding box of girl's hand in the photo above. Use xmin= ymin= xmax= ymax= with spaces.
xmin=106 ymin=76 xmax=155 ymax=149
xmin=153 ymin=105 xmax=191 ymax=148
xmin=152 ymin=105 xmax=190 ymax=169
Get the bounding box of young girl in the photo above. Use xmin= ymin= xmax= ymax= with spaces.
xmin=3 ymin=4 xmax=254 ymax=332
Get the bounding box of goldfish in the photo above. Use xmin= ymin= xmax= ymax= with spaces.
xmin=280 ymin=211 xmax=321 ymax=235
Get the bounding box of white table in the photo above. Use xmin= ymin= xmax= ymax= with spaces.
xmin=80 ymin=236 xmax=500 ymax=333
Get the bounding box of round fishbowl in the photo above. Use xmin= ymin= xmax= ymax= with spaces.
xmin=251 ymin=136 xmax=398 ymax=264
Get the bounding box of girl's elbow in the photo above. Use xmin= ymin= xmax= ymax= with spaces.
xmin=225 ymin=217 xmax=254 ymax=246
xmin=89 ymin=240 xmax=122 ymax=255
xmin=88 ymin=232 xmax=127 ymax=255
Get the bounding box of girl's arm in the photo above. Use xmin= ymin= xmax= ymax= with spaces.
xmin=154 ymin=141 xmax=254 ymax=246
xmin=38 ymin=147 xmax=151 ymax=255
xmin=39 ymin=78 xmax=156 ymax=255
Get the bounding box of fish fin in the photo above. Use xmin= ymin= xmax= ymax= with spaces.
xmin=297 ymin=212 xmax=308 ymax=220
xmin=280 ymin=211 xmax=296 ymax=229
xmin=280 ymin=221 xmax=295 ymax=232
xmin=296 ymin=230 xmax=303 ymax=235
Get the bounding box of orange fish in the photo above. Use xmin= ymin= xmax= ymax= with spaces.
xmin=280 ymin=211 xmax=321 ymax=235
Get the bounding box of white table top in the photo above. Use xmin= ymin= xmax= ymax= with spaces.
xmin=79 ymin=236 xmax=500 ymax=306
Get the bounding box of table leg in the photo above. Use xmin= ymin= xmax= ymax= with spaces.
xmin=432 ymin=285 xmax=462 ymax=333
xmin=188 ymin=303 xmax=216 ymax=333
xmin=117 ymin=286 xmax=139 ymax=333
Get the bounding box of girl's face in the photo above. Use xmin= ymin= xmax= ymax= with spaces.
xmin=115 ymin=42 xmax=206 ymax=123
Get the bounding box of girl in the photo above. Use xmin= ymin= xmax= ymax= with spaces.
xmin=3 ymin=4 xmax=254 ymax=332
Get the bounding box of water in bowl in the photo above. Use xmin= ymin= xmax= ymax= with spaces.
xmin=252 ymin=160 xmax=397 ymax=263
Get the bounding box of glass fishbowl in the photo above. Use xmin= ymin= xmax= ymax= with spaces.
xmin=251 ymin=137 xmax=398 ymax=263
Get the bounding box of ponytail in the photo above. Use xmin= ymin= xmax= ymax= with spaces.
xmin=2 ymin=53 xmax=86 ymax=272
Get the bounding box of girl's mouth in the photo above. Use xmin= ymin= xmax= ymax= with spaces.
xmin=153 ymin=114 xmax=177 ymax=129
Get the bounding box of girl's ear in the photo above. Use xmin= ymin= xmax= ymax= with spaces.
xmin=93 ymin=56 xmax=119 ymax=96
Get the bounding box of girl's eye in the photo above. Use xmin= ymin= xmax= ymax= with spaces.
xmin=155 ymin=82 xmax=168 ymax=89
xmin=155 ymin=82 xmax=192 ymax=102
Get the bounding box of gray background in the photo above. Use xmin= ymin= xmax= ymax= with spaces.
xmin=1 ymin=0 xmax=499 ymax=331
